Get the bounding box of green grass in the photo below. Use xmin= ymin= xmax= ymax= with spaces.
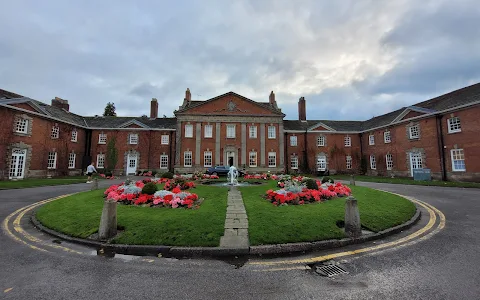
xmin=329 ymin=175 xmax=480 ymax=188
xmin=0 ymin=176 xmax=98 ymax=190
xmin=36 ymin=185 xmax=229 ymax=247
xmin=240 ymin=181 xmax=416 ymax=245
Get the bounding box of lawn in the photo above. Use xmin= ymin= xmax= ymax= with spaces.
xmin=36 ymin=184 xmax=229 ymax=247
xmin=240 ymin=181 xmax=416 ymax=245
xmin=330 ymin=175 xmax=480 ymax=188
xmin=0 ymin=176 xmax=96 ymax=190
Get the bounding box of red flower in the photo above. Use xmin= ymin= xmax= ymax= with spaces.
xmin=172 ymin=187 xmax=181 ymax=194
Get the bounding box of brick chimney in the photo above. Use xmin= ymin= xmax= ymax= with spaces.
xmin=269 ymin=91 xmax=276 ymax=105
xmin=150 ymin=98 xmax=158 ymax=119
xmin=185 ymin=88 xmax=191 ymax=102
xmin=51 ymin=97 xmax=69 ymax=111
xmin=298 ymin=97 xmax=306 ymax=121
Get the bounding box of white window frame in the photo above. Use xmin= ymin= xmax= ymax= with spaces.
xmin=204 ymin=125 xmax=213 ymax=138
xmin=267 ymin=126 xmax=276 ymax=139
xmin=249 ymin=126 xmax=257 ymax=138
xmin=15 ymin=119 xmax=28 ymax=134
xmin=204 ymin=151 xmax=212 ymax=167
xmin=290 ymin=135 xmax=297 ymax=146
xmin=291 ymin=156 xmax=298 ymax=170
xmin=226 ymin=124 xmax=236 ymax=138
xmin=369 ymin=134 xmax=375 ymax=145
xmin=317 ymin=136 xmax=325 ymax=147
xmin=370 ymin=155 xmax=376 ymax=170
xmin=160 ymin=155 xmax=169 ymax=169
xmin=98 ymin=133 xmax=107 ymax=144
xmin=47 ymin=152 xmax=57 ymax=169
xmin=51 ymin=126 xmax=59 ymax=139
xmin=386 ymin=153 xmax=393 ymax=170
xmin=129 ymin=133 xmax=139 ymax=145
xmin=451 ymin=149 xmax=466 ymax=172
xmin=268 ymin=152 xmax=276 ymax=167
xmin=68 ymin=153 xmax=76 ymax=169
xmin=447 ymin=117 xmax=461 ymax=133
xmin=184 ymin=151 xmax=192 ymax=167
xmin=97 ymin=154 xmax=105 ymax=169
xmin=344 ymin=136 xmax=351 ymax=147
xmin=346 ymin=155 xmax=352 ymax=170
xmin=71 ymin=129 xmax=78 ymax=142
xmin=249 ymin=151 xmax=257 ymax=167
xmin=161 ymin=135 xmax=169 ymax=145
xmin=185 ymin=124 xmax=193 ymax=138
xmin=409 ymin=125 xmax=419 ymax=139
xmin=384 ymin=131 xmax=391 ymax=143
xmin=317 ymin=155 xmax=327 ymax=171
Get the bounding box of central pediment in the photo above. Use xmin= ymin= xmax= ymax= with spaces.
xmin=175 ymin=92 xmax=284 ymax=116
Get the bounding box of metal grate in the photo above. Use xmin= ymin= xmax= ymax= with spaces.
xmin=315 ymin=264 xmax=348 ymax=277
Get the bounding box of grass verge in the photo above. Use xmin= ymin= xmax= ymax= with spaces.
xmin=330 ymin=175 xmax=480 ymax=188
xmin=0 ymin=176 xmax=99 ymax=190
xmin=36 ymin=185 xmax=228 ymax=247
xmin=240 ymin=181 xmax=416 ymax=245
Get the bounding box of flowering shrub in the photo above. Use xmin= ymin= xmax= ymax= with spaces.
xmin=99 ymin=173 xmax=116 ymax=180
xmin=104 ymin=180 xmax=200 ymax=209
xmin=164 ymin=178 xmax=196 ymax=191
xmin=264 ymin=182 xmax=351 ymax=206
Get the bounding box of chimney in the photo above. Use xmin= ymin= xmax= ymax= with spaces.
xmin=269 ymin=91 xmax=276 ymax=104
xmin=185 ymin=88 xmax=191 ymax=102
xmin=298 ymin=97 xmax=306 ymax=121
xmin=150 ymin=98 xmax=158 ymax=119
xmin=51 ymin=97 xmax=70 ymax=111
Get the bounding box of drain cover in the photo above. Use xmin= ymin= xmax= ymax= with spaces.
xmin=314 ymin=264 xmax=348 ymax=277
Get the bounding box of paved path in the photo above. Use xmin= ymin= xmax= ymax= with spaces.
xmin=220 ymin=186 xmax=249 ymax=248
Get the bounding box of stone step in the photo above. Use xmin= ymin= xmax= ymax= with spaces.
xmin=219 ymin=235 xmax=249 ymax=248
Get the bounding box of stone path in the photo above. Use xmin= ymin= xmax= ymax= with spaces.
xmin=219 ymin=186 xmax=249 ymax=249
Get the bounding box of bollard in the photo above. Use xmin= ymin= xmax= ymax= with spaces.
xmin=98 ymin=199 xmax=117 ymax=240
xmin=350 ymin=174 xmax=355 ymax=186
xmin=345 ymin=196 xmax=362 ymax=238
xmin=91 ymin=178 xmax=98 ymax=190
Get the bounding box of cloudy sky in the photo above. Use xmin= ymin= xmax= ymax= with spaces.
xmin=1 ymin=0 xmax=479 ymax=120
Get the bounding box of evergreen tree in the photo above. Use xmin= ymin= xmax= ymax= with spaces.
xmin=106 ymin=137 xmax=118 ymax=171
xmin=103 ymin=102 xmax=117 ymax=116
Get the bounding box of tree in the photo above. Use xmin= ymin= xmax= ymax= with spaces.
xmin=106 ymin=137 xmax=118 ymax=172
xmin=103 ymin=102 xmax=116 ymax=117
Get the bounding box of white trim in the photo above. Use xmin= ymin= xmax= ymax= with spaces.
xmin=447 ymin=117 xmax=461 ymax=133
xmin=184 ymin=151 xmax=192 ymax=167
xmin=161 ymin=135 xmax=169 ymax=145
xmin=450 ymin=149 xmax=466 ymax=172
xmin=88 ymin=127 xmax=176 ymax=131
xmin=203 ymin=151 xmax=212 ymax=167
xmin=384 ymin=131 xmax=391 ymax=143
xmin=386 ymin=153 xmax=393 ymax=170
xmin=118 ymin=119 xmax=149 ymax=128
xmin=47 ymin=152 xmax=57 ymax=169
xmin=370 ymin=155 xmax=376 ymax=170
xmin=249 ymin=151 xmax=257 ymax=167
xmin=369 ymin=135 xmax=375 ymax=145
xmin=204 ymin=124 xmax=213 ymax=138
xmin=96 ymin=154 xmax=105 ymax=168
xmin=68 ymin=153 xmax=76 ymax=169
xmin=268 ymin=152 xmax=276 ymax=167
xmin=290 ymin=156 xmax=299 ymax=169
xmin=185 ymin=124 xmax=193 ymax=138
xmin=307 ymin=121 xmax=336 ymax=131
xmin=160 ymin=154 xmax=169 ymax=169
xmin=129 ymin=133 xmax=139 ymax=145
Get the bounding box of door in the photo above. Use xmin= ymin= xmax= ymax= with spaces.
xmin=126 ymin=153 xmax=137 ymax=175
xmin=227 ymin=151 xmax=235 ymax=167
xmin=317 ymin=155 xmax=326 ymax=171
xmin=409 ymin=152 xmax=422 ymax=177
xmin=9 ymin=148 xmax=27 ymax=179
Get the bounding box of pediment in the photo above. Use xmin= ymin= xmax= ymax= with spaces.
xmin=392 ymin=106 xmax=436 ymax=123
xmin=176 ymin=92 xmax=283 ymax=116
xmin=118 ymin=119 xmax=149 ymax=128
xmin=307 ymin=122 xmax=335 ymax=132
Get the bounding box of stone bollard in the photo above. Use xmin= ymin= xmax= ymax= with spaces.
xmin=350 ymin=174 xmax=355 ymax=186
xmin=91 ymin=178 xmax=98 ymax=190
xmin=98 ymin=199 xmax=117 ymax=240
xmin=345 ymin=196 xmax=362 ymax=238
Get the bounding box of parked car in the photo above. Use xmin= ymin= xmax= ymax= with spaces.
xmin=205 ymin=166 xmax=245 ymax=177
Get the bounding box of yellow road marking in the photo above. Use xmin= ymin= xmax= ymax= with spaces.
xmin=142 ymin=259 xmax=155 ymax=263
xmin=4 ymin=288 xmax=13 ymax=293
xmin=248 ymin=196 xmax=442 ymax=266
xmin=253 ymin=266 xmax=308 ymax=272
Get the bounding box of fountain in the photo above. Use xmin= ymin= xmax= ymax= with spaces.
xmin=227 ymin=165 xmax=239 ymax=186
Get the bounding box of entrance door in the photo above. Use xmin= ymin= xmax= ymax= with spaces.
xmin=409 ymin=152 xmax=422 ymax=177
xmin=227 ymin=151 xmax=235 ymax=167
xmin=126 ymin=153 xmax=137 ymax=175
xmin=317 ymin=155 xmax=326 ymax=171
xmin=9 ymin=148 xmax=27 ymax=179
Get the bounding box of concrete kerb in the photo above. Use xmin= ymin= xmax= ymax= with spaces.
xmin=29 ymin=196 xmax=422 ymax=259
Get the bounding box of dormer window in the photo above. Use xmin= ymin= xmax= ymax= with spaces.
xmin=51 ymin=126 xmax=59 ymax=139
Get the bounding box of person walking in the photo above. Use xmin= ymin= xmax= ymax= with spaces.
xmin=86 ymin=162 xmax=97 ymax=183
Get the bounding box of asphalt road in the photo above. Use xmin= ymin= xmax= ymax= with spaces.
xmin=1 ymin=180 xmax=479 ymax=299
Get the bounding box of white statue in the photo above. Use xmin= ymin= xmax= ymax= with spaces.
xmin=228 ymin=165 xmax=238 ymax=185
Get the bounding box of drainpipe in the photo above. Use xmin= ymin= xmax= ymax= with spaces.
xmin=304 ymin=129 xmax=308 ymax=173
xmin=436 ymin=115 xmax=447 ymax=181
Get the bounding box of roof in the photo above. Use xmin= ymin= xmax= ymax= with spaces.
xmin=84 ymin=116 xmax=176 ymax=129
xmin=283 ymin=120 xmax=363 ymax=131
xmin=0 ymin=89 xmax=23 ymax=99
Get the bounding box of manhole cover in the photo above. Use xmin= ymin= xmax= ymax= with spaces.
xmin=314 ymin=264 xmax=348 ymax=277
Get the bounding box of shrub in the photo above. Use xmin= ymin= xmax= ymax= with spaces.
xmin=105 ymin=171 xmax=113 ymax=177
xmin=151 ymin=171 xmax=157 ymax=177
xmin=141 ymin=182 xmax=158 ymax=195
xmin=305 ymin=178 xmax=318 ymax=190
xmin=322 ymin=177 xmax=334 ymax=184
xmin=161 ymin=171 xmax=174 ymax=179
xmin=136 ymin=170 xmax=142 ymax=176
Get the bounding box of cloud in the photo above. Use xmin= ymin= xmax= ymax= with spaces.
xmin=0 ymin=0 xmax=479 ymax=121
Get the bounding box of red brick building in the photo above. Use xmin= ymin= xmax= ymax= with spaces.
xmin=1 ymin=83 xmax=479 ymax=181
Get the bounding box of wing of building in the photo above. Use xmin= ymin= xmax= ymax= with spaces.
xmin=1 ymin=83 xmax=479 ymax=181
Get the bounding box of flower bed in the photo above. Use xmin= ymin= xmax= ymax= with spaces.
xmin=265 ymin=181 xmax=351 ymax=206
xmin=104 ymin=180 xmax=200 ymax=209
xmin=99 ymin=173 xmax=117 ymax=180
xmin=164 ymin=178 xmax=196 ymax=191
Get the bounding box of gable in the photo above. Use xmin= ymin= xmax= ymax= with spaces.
xmin=10 ymin=103 xmax=41 ymax=113
xmin=178 ymin=92 xmax=282 ymax=116
xmin=307 ymin=122 xmax=336 ymax=132
xmin=310 ymin=125 xmax=333 ymax=131
xmin=400 ymin=110 xmax=426 ymax=120
xmin=125 ymin=123 xmax=143 ymax=128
